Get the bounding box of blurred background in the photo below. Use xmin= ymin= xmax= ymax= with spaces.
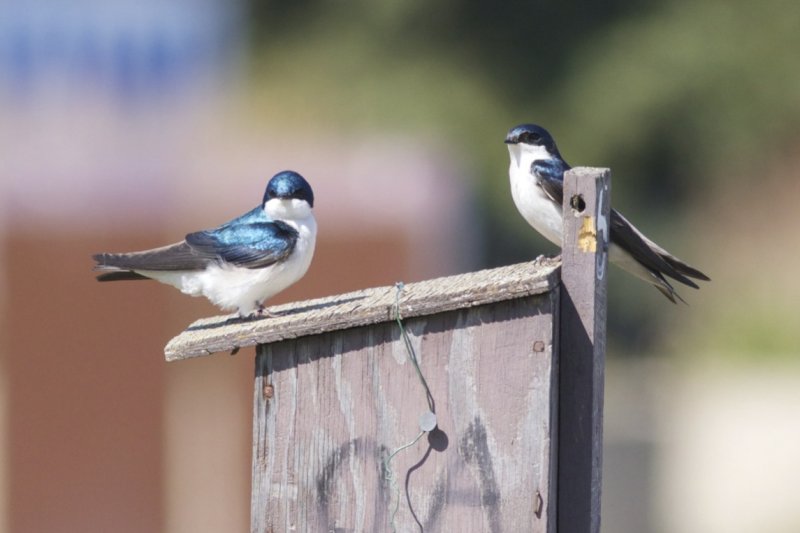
xmin=1 ymin=0 xmax=799 ymax=531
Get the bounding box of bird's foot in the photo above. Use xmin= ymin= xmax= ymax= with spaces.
xmin=254 ymin=304 xmax=278 ymax=318
xmin=229 ymin=305 xmax=278 ymax=322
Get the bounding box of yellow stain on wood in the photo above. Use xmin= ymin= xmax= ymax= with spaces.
xmin=578 ymin=217 xmax=597 ymax=253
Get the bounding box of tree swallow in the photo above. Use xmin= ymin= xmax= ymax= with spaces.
xmin=505 ymin=123 xmax=709 ymax=302
xmin=93 ymin=170 xmax=317 ymax=317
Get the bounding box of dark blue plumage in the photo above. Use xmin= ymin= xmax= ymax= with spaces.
xmin=186 ymin=220 xmax=298 ymax=269
xmin=93 ymin=170 xmax=313 ymax=274
xmin=92 ymin=170 xmax=318 ymax=316
xmin=264 ymin=170 xmax=315 ymax=207
xmin=505 ymin=123 xmax=563 ymax=159
xmin=530 ymin=158 xmax=570 ymax=206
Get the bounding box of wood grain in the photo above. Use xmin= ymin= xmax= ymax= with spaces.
xmin=557 ymin=167 xmax=610 ymax=533
xmin=251 ymin=294 xmax=559 ymax=533
xmin=165 ymin=258 xmax=560 ymax=361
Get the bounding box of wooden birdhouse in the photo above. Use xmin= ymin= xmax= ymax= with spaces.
xmin=165 ymin=168 xmax=610 ymax=533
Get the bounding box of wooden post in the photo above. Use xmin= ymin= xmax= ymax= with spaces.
xmin=557 ymin=167 xmax=610 ymax=533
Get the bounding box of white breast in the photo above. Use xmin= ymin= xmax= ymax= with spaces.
xmin=195 ymin=212 xmax=316 ymax=315
xmin=507 ymin=144 xmax=564 ymax=245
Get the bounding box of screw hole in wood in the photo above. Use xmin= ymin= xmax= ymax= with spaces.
xmin=570 ymin=194 xmax=586 ymax=213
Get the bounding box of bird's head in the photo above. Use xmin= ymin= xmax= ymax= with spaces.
xmin=504 ymin=123 xmax=563 ymax=166
xmin=263 ymin=170 xmax=315 ymax=220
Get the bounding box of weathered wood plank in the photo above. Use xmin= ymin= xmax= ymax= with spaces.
xmin=165 ymin=259 xmax=560 ymax=361
xmin=557 ymin=167 xmax=610 ymax=533
xmin=251 ymin=294 xmax=559 ymax=533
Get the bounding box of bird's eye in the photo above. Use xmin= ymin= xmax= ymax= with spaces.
xmin=522 ymin=132 xmax=541 ymax=144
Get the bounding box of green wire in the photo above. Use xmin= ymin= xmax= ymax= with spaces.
xmin=394 ymin=282 xmax=435 ymax=413
xmin=384 ymin=282 xmax=437 ymax=532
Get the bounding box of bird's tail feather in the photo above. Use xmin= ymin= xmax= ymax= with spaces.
xmin=93 ymin=252 xmax=137 ymax=270
xmin=93 ymin=252 xmax=150 ymax=282
xmin=660 ymin=254 xmax=710 ymax=282
xmin=651 ymin=276 xmax=687 ymax=304
xmin=96 ymin=271 xmax=150 ymax=282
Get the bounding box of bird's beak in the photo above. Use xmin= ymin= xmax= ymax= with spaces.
xmin=504 ymin=138 xmax=517 ymax=145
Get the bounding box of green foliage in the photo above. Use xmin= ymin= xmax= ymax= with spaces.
xmin=553 ymin=0 xmax=800 ymax=199
xmin=245 ymin=0 xmax=800 ymax=210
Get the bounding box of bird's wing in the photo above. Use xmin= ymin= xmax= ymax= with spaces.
xmin=531 ymin=158 xmax=709 ymax=292
xmin=636 ymin=232 xmax=711 ymax=281
xmin=184 ymin=220 xmax=299 ymax=269
xmin=93 ymin=207 xmax=298 ymax=273
xmin=531 ymin=159 xmax=566 ymax=205
xmin=610 ymin=209 xmax=700 ymax=288
xmin=93 ymin=241 xmax=214 ymax=272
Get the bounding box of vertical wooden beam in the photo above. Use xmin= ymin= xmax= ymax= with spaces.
xmin=557 ymin=167 xmax=610 ymax=533
xmin=251 ymin=347 xmax=272 ymax=533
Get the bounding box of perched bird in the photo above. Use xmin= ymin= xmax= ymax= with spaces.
xmin=505 ymin=123 xmax=709 ymax=302
xmin=93 ymin=170 xmax=317 ymax=317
